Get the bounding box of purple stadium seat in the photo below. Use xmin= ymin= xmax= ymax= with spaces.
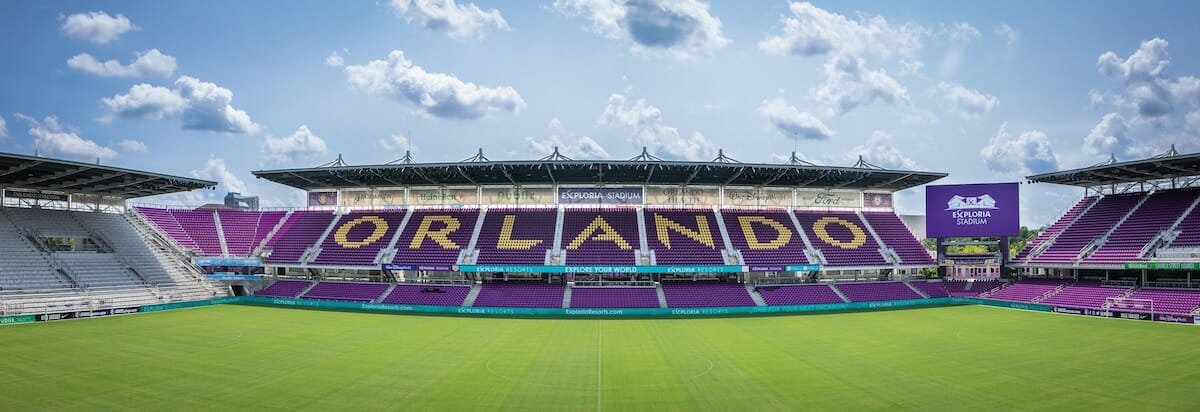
xmin=254 ymin=279 xmax=312 ymax=298
xmin=570 ymin=287 xmax=660 ymax=308
xmin=909 ymin=281 xmax=949 ymax=298
xmin=1014 ymin=197 xmax=1097 ymax=263
xmin=264 ymin=210 xmax=336 ymax=264
xmin=301 ymin=281 xmax=390 ymax=302
xmin=1030 ymin=194 xmax=1144 ymax=264
xmin=756 ymin=283 xmax=844 ymax=305
xmin=1040 ymin=280 xmax=1131 ymax=309
xmin=984 ymin=278 xmax=1069 ymax=302
xmin=834 ymin=282 xmax=922 ymax=302
xmin=381 ymin=284 xmax=471 ymax=306
xmin=1084 ymin=189 xmax=1199 ymax=263
xmin=661 ymin=282 xmax=755 ymax=307
xmin=473 ymin=282 xmax=564 ymax=308
xmin=861 ymin=212 xmax=934 ymax=265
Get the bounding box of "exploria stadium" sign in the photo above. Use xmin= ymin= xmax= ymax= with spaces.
xmin=925 ymin=183 xmax=1020 ymax=238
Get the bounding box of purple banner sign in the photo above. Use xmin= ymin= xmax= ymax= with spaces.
xmin=925 ymin=183 xmax=1019 ymax=238
xmin=558 ymin=187 xmax=644 ymax=205
xmin=307 ymin=191 xmax=338 ymax=207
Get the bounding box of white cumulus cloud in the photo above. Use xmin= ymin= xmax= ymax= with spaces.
xmin=102 ymin=76 xmax=260 ymax=134
xmin=815 ymin=54 xmax=911 ymax=115
xmin=325 ymin=51 xmax=345 ymax=68
xmin=390 ymin=0 xmax=508 ymax=39
xmin=757 ymin=2 xmax=922 ymax=59
xmin=262 ymin=125 xmax=328 ymax=162
xmin=344 ymin=50 xmax=526 ymax=119
xmin=67 ymin=49 xmax=177 ymax=78
xmin=758 ymin=97 xmax=833 ymax=140
xmin=599 ymin=92 xmax=715 ymax=160
xmin=1096 ymin=38 xmax=1200 ymax=121
xmin=980 ymin=123 xmax=1059 ymax=175
xmin=118 ymin=139 xmax=148 ymax=152
xmin=935 ymin=82 xmax=998 ymax=118
xmin=995 ymin=23 xmax=1019 ymax=45
xmin=16 ymin=114 xmax=117 ymax=161
xmin=525 ymin=118 xmax=610 ymax=159
xmin=60 ymin=11 xmax=136 ymax=44
xmin=0 ymin=115 xmax=6 ymax=138
xmin=554 ymin=0 xmax=729 ymax=59
xmin=1083 ymin=113 xmax=1130 ymax=157
xmin=192 ymin=157 xmax=247 ymax=194
xmin=847 ymin=131 xmax=917 ymax=170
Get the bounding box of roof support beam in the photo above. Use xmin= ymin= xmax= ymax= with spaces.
xmin=683 ymin=165 xmax=703 ymax=186
xmin=542 ymin=164 xmax=557 ymax=185
xmin=0 ymin=161 xmax=45 ymax=178
xmin=90 ymin=176 xmax=161 ymax=192
xmin=287 ymin=172 xmax=330 ymax=188
xmin=368 ymin=170 xmax=406 ymax=187
xmin=500 ymin=165 xmax=518 ymax=186
xmin=456 ymin=166 xmax=478 ymax=185
xmin=8 ymin=166 xmax=90 ymax=186
xmin=836 ymin=172 xmax=874 ymax=188
xmin=723 ymin=166 xmax=747 ymax=185
xmin=407 ymin=168 xmax=440 ymax=186
xmin=46 ymin=171 xmax=127 ymax=189
xmin=759 ymin=168 xmax=789 ymax=186
xmin=867 ymin=173 xmax=914 ymax=190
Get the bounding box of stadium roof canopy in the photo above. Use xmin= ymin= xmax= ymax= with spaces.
xmin=253 ymin=148 xmax=947 ymax=192
xmin=1025 ymin=145 xmax=1200 ymax=189
xmin=0 ymin=152 xmax=217 ymax=198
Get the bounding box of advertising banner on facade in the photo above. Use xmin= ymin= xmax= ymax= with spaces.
xmin=307 ymin=191 xmax=338 ymax=207
xmin=4 ymin=189 xmax=70 ymax=202
xmin=645 ymin=187 xmax=721 ymax=206
xmin=725 ymin=188 xmax=793 ymax=207
xmin=481 ymin=187 xmax=554 ymax=205
xmin=194 ymin=257 xmax=262 ymax=266
xmin=409 ymin=188 xmax=478 ymax=206
xmin=925 ymin=183 xmax=1019 ymax=237
xmin=337 ymin=189 xmax=408 ymax=208
xmin=558 ymin=187 xmax=643 ymax=205
xmin=796 ymin=189 xmax=862 ymax=208
xmin=863 ymin=192 xmax=894 ymax=208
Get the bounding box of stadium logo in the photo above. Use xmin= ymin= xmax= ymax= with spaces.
xmin=945 ymin=194 xmax=998 ymax=210
xmin=334 ymin=216 xmax=390 ymax=248
xmin=812 ymin=217 xmax=867 ymax=249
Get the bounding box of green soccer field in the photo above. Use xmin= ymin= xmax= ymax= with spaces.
xmin=2 ymin=305 xmax=1198 ymax=411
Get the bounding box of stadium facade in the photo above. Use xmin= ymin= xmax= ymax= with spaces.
xmin=1 ymin=147 xmax=1199 ymax=324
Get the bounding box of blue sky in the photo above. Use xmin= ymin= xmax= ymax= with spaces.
xmin=2 ymin=1 xmax=1199 ymax=227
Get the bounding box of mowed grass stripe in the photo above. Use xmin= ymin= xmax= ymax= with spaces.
xmin=0 ymin=305 xmax=1198 ymax=411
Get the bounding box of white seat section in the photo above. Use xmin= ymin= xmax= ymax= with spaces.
xmin=0 ymin=207 xmax=228 ymax=316
xmin=0 ymin=210 xmax=69 ymax=291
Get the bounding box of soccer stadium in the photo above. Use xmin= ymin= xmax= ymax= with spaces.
xmin=2 ymin=145 xmax=1200 ymax=410
xmin=5 ymin=2 xmax=1200 ymax=411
